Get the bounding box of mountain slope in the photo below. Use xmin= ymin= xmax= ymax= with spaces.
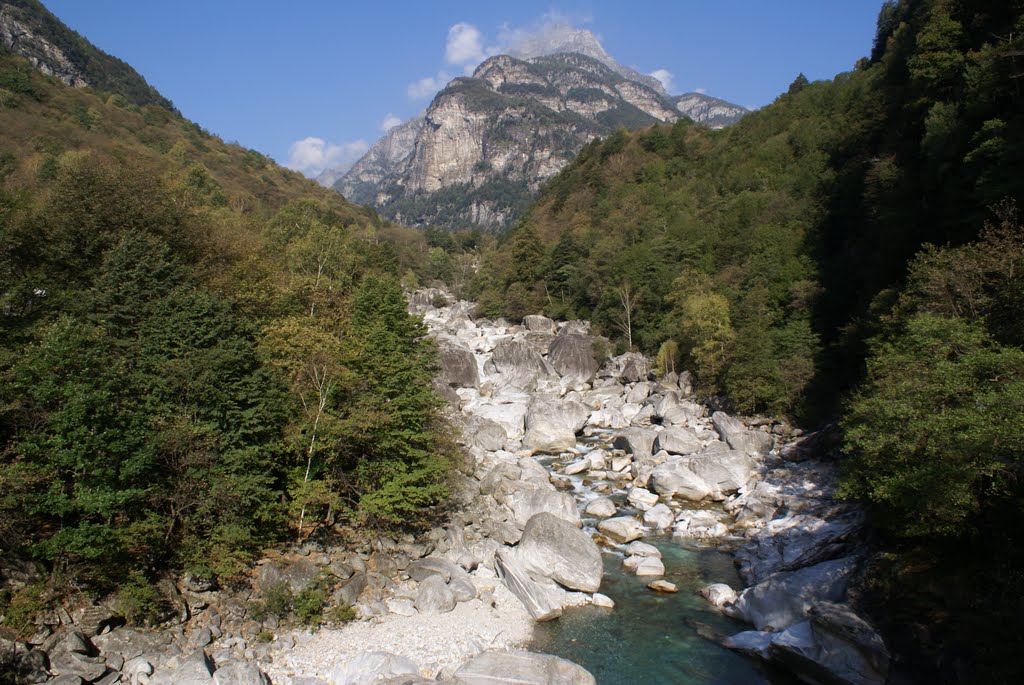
xmin=0 ymin=3 xmax=458 ymax=599
xmin=334 ymin=32 xmax=747 ymax=231
xmin=337 ymin=52 xmax=678 ymax=231
xmin=0 ymin=0 xmax=172 ymax=108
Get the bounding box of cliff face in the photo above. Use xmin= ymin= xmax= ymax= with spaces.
xmin=0 ymin=0 xmax=172 ymax=109
xmin=335 ymin=50 xmax=747 ymax=232
xmin=338 ymin=52 xmax=746 ymax=232
xmin=1 ymin=3 xmax=87 ymax=87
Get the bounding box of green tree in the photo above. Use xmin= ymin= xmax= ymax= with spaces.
xmin=338 ymin=275 xmax=453 ymax=526
xmin=840 ymin=314 xmax=1024 ymax=537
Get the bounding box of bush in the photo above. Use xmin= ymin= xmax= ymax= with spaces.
xmin=325 ymin=603 xmax=357 ymax=625
xmin=0 ymin=582 xmax=51 ymax=637
xmin=293 ymin=585 xmax=326 ymax=628
xmin=115 ymin=571 xmax=164 ymax=626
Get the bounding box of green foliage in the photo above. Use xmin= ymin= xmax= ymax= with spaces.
xmin=0 ymin=581 xmax=51 ymax=638
xmin=115 ymin=571 xmax=165 ymax=626
xmin=339 ymin=275 xmax=453 ymax=526
xmin=840 ymin=314 xmax=1024 ymax=537
xmin=325 ymin=603 xmax=357 ymax=625
xmin=293 ymin=585 xmax=326 ymax=628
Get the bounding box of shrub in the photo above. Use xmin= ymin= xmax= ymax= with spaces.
xmin=115 ymin=571 xmax=164 ymax=626
xmin=293 ymin=585 xmax=326 ymax=628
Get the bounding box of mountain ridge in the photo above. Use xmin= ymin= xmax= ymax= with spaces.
xmin=332 ymin=40 xmax=747 ymax=231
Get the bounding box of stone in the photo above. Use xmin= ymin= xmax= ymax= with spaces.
xmin=687 ymin=449 xmax=757 ymax=499
xmin=522 ymin=397 xmax=589 ymax=454
xmin=612 ymin=428 xmax=657 ymax=457
xmin=592 ymin=593 xmax=615 ymax=609
xmin=768 ymin=603 xmax=890 ymax=685
xmin=712 ymin=411 xmax=773 ymax=456
xmin=494 ymin=547 xmax=563 ymax=621
xmin=414 ymin=574 xmax=456 ymax=614
xmin=642 ymin=503 xmax=674 ymax=530
xmin=652 ymin=427 xmax=704 ymax=455
xmin=626 ymin=486 xmax=659 ymax=510
xmin=584 ymin=497 xmax=616 ymax=518
xmin=334 ymin=572 xmax=367 ymax=606
xmin=524 ymin=314 xmax=557 ymax=333
xmin=647 ymin=580 xmax=678 ymax=593
xmin=547 ymin=334 xmax=598 ymax=388
xmin=730 ymin=557 xmax=859 ymax=631
xmin=405 ymin=556 xmax=463 ymax=583
xmin=597 ymin=517 xmax=644 ymax=544
xmin=622 ymin=541 xmax=661 ymax=558
xmin=500 ymin=481 xmax=581 ymax=529
xmin=461 ymin=415 xmax=507 ymax=451
xmin=491 ymin=338 xmax=557 ymax=390
xmin=256 ymin=556 xmax=318 ymax=594
xmin=329 ymin=652 xmax=419 ymax=685
xmin=72 ymin=603 xmax=118 ymax=638
xmin=722 ymin=630 xmax=776 ymax=659
xmin=472 ymin=401 xmax=528 ymax=444
xmin=624 ymin=556 xmax=664 ymax=576
xmin=387 ymin=598 xmax=417 ymax=616
xmin=212 ymin=662 xmax=272 ymax=685
xmin=517 ymin=513 xmax=603 ymax=592
xmin=564 ymin=458 xmax=590 ymax=475
xmin=650 ymin=459 xmax=711 ymax=501
xmin=436 ymin=334 xmax=479 ymax=388
xmin=455 ymin=650 xmax=596 ymax=685
xmin=700 ymin=583 xmax=738 ymax=607
xmin=150 ymin=649 xmax=214 ymax=685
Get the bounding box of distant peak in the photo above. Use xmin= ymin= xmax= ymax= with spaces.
xmin=507 ymin=26 xmax=610 ymax=64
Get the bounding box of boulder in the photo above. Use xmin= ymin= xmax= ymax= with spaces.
xmin=523 ymin=315 xmax=557 ymax=334
xmin=734 ymin=510 xmax=864 ymax=585
xmin=604 ymin=353 xmax=649 ymax=383
xmin=547 ymin=334 xmax=598 ymax=389
xmin=460 ymin=415 xmax=507 ymax=452
xmin=592 ymin=593 xmax=615 ymax=608
xmin=611 ymin=428 xmax=657 ymax=458
xmin=586 ymin=407 xmax=628 ymax=429
xmin=686 ymin=450 xmax=757 ymax=499
xmin=149 ymin=649 xmax=213 ymax=685
xmin=455 ymin=650 xmax=596 ymax=685
xmin=414 ymin=574 xmax=457 ymax=614
xmin=330 ymin=652 xmax=419 ymax=685
xmin=652 ymin=427 xmax=704 ymax=455
xmin=626 ymin=487 xmax=659 ymax=510
xmin=597 ymin=517 xmax=644 ymax=544
xmin=522 ymin=397 xmax=589 ymax=454
xmin=212 ymin=663 xmax=272 ymax=685
xmin=494 ymin=548 xmax=563 ymax=621
xmin=491 ymin=338 xmax=557 ymax=390
xmin=436 ymin=335 xmax=479 ymax=388
xmin=584 ymin=497 xmax=616 ymax=518
xmin=406 ymin=556 xmax=464 ymax=583
xmin=712 ymin=412 xmax=773 ymax=456
xmin=642 ymin=503 xmax=675 ymax=530
xmin=499 ymin=481 xmax=581 ymax=530
xmin=730 ymin=557 xmax=859 ymax=631
xmin=769 ymin=603 xmax=890 ymax=685
xmin=650 ymin=460 xmax=711 ymax=501
xmin=517 ymin=513 xmax=603 ymax=592
xmin=622 ymin=541 xmax=661 ymax=558
xmin=472 ymin=401 xmax=528 ymax=444
xmin=647 ymin=580 xmax=678 ymax=593
xmin=624 ymin=555 xmax=665 ymax=576
xmin=700 ymin=583 xmax=738 ymax=607
xmin=256 ymin=555 xmax=318 ymax=593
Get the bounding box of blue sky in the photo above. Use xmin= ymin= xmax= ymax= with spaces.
xmin=43 ymin=1 xmax=883 ymax=177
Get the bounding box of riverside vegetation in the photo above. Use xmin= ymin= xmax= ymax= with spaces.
xmin=0 ymin=2 xmax=458 ymax=636
xmin=0 ymin=0 xmax=1022 ymax=682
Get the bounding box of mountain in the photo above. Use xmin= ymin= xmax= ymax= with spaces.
xmin=333 ymin=31 xmax=747 ymax=231
xmin=0 ymin=0 xmax=172 ymax=109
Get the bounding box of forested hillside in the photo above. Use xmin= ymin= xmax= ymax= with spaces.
xmin=470 ymin=0 xmax=1024 ymax=675
xmin=0 ymin=40 xmax=458 ymax=609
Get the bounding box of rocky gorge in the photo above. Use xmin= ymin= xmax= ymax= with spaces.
xmin=0 ymin=288 xmax=889 ymax=685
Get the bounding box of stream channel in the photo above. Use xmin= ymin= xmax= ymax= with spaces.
xmin=527 ymin=435 xmax=796 ymax=684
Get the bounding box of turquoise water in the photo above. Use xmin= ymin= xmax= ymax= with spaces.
xmin=529 ymin=538 xmax=796 ymax=685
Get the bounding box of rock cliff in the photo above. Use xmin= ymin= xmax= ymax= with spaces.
xmin=335 ymin=45 xmax=747 ymax=231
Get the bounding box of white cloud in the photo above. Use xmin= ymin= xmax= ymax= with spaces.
xmin=407 ymin=71 xmax=451 ymax=100
xmin=380 ymin=113 xmax=402 ymax=132
xmin=446 ymin=22 xmax=486 ymax=66
xmin=695 ymin=87 xmax=707 ymax=94
xmin=496 ymin=11 xmax=599 ymax=59
xmin=649 ymin=68 xmax=674 ymax=93
xmin=286 ymin=137 xmax=369 ymax=177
